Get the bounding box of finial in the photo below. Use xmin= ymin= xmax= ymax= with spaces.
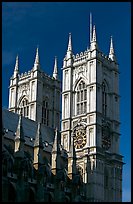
xmin=90 ymin=24 xmax=98 ymax=50
xmin=34 ymin=122 xmax=43 ymax=148
xmin=110 ymin=36 xmax=114 ymax=52
xmin=52 ymin=127 xmax=60 ymax=153
xmin=53 ymin=56 xmax=58 ymax=79
xmin=67 ymin=33 xmax=72 ymax=52
xmin=90 ymin=12 xmax=92 ymax=43
xmin=15 ymin=114 xmax=25 ymax=142
xmin=34 ymin=47 xmax=40 ymax=64
xmin=14 ymin=114 xmax=25 ymax=154
xmin=92 ymin=25 xmax=96 ymax=42
xmin=109 ymin=36 xmax=116 ymax=61
xmin=14 ymin=55 xmax=19 ymax=71
xmin=13 ymin=55 xmax=19 ymax=78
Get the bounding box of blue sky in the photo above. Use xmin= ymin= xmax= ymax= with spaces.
xmin=2 ymin=2 xmax=131 ymax=202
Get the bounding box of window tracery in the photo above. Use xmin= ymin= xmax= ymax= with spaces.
xmin=18 ymin=98 xmax=29 ymax=118
xmin=76 ymin=80 xmax=87 ymax=115
xmin=42 ymin=100 xmax=49 ymax=126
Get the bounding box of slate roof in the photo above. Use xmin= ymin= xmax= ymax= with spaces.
xmin=2 ymin=109 xmax=55 ymax=153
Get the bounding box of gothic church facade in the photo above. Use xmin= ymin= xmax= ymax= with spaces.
xmin=2 ymin=15 xmax=123 ymax=202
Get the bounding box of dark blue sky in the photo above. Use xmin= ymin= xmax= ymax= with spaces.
xmin=2 ymin=2 xmax=131 ymax=201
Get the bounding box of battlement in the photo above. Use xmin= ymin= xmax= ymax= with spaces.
xmin=97 ymin=50 xmax=117 ymax=68
xmin=98 ymin=51 xmax=111 ymax=61
xmin=72 ymin=48 xmax=115 ymax=68
xmin=73 ymin=50 xmax=89 ymax=61
xmin=72 ymin=50 xmax=90 ymax=66
xmin=15 ymin=67 xmax=54 ymax=82
xmin=41 ymin=70 xmax=54 ymax=81
xmin=19 ymin=70 xmax=31 ymax=79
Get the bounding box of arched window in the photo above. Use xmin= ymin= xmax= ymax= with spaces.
xmin=19 ymin=98 xmax=29 ymax=118
xmin=102 ymin=82 xmax=107 ymax=116
xmin=42 ymin=100 xmax=49 ymax=126
xmin=76 ymin=81 xmax=87 ymax=115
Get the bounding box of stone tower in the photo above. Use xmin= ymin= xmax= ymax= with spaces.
xmin=61 ymin=14 xmax=123 ymax=202
xmin=8 ymin=48 xmax=61 ymax=130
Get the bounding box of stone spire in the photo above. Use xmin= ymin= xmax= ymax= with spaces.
xmin=53 ymin=56 xmax=58 ymax=80
xmin=67 ymin=33 xmax=72 ymax=52
xmin=65 ymin=33 xmax=73 ymax=66
xmin=52 ymin=128 xmax=60 ymax=153
xmin=33 ymin=122 xmax=44 ymax=169
xmin=34 ymin=122 xmax=43 ymax=148
xmin=90 ymin=25 xmax=98 ymax=50
xmin=109 ymin=36 xmax=116 ymax=61
xmin=14 ymin=113 xmax=25 ymax=153
xmin=92 ymin=25 xmax=96 ymax=42
xmin=35 ymin=47 xmax=39 ymax=64
xmin=90 ymin=12 xmax=92 ymax=44
xmin=51 ymin=128 xmax=61 ymax=174
xmin=14 ymin=55 xmax=19 ymax=71
xmin=14 ymin=55 xmax=19 ymax=78
xmin=33 ymin=47 xmax=40 ymax=70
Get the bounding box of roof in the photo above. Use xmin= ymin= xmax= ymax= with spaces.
xmin=2 ymin=109 xmax=55 ymax=152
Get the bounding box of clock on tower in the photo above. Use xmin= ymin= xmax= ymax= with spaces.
xmin=73 ymin=124 xmax=86 ymax=149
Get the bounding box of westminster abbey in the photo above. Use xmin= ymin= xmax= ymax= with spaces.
xmin=2 ymin=15 xmax=123 ymax=202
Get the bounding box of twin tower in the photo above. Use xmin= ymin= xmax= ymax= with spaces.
xmin=8 ymin=14 xmax=123 ymax=202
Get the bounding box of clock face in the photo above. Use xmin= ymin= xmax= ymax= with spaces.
xmin=102 ymin=124 xmax=111 ymax=150
xmin=73 ymin=127 xmax=86 ymax=149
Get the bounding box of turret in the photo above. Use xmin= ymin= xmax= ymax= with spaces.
xmin=14 ymin=113 xmax=25 ymax=155
xmin=53 ymin=56 xmax=58 ymax=80
xmin=33 ymin=122 xmax=44 ymax=170
xmin=109 ymin=36 xmax=116 ymax=61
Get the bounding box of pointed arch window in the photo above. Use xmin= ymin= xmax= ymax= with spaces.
xmin=19 ymin=98 xmax=29 ymax=118
xmin=76 ymin=81 xmax=87 ymax=115
xmin=42 ymin=100 xmax=49 ymax=126
xmin=102 ymin=82 xmax=107 ymax=116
